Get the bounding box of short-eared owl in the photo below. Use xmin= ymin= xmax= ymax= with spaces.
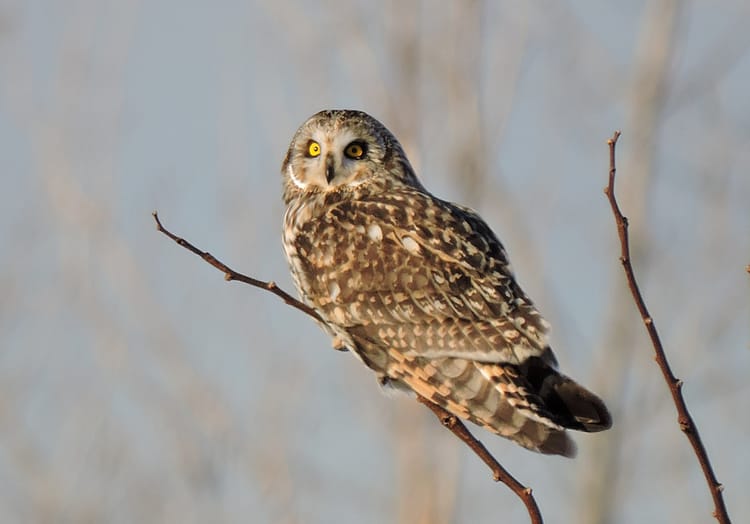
xmin=281 ymin=109 xmax=611 ymax=456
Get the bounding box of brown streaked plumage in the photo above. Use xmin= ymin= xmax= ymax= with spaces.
xmin=281 ymin=109 xmax=611 ymax=457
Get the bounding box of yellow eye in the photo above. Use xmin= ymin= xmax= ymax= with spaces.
xmin=344 ymin=142 xmax=366 ymax=159
xmin=307 ymin=141 xmax=321 ymax=157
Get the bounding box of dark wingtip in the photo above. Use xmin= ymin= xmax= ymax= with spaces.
xmin=547 ymin=376 xmax=613 ymax=432
xmin=521 ymin=356 xmax=613 ymax=433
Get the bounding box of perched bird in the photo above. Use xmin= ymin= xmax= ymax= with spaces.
xmin=281 ymin=109 xmax=611 ymax=457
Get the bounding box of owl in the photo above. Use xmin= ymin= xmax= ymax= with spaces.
xmin=281 ymin=109 xmax=611 ymax=456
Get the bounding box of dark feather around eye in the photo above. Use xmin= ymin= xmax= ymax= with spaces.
xmin=344 ymin=141 xmax=367 ymax=159
xmin=306 ymin=140 xmax=321 ymax=157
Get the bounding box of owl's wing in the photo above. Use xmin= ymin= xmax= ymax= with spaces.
xmin=295 ymin=188 xmax=610 ymax=455
xmin=300 ymin=188 xmax=554 ymax=366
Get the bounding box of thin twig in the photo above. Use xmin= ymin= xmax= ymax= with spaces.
xmin=152 ymin=211 xmax=322 ymax=322
xmin=603 ymin=132 xmax=731 ymax=524
xmin=417 ymin=396 xmax=543 ymax=524
xmin=153 ymin=211 xmax=544 ymax=524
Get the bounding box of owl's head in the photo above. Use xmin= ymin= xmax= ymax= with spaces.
xmin=281 ymin=110 xmax=421 ymax=204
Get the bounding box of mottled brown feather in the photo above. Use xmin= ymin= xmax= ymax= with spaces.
xmin=281 ymin=109 xmax=611 ymax=456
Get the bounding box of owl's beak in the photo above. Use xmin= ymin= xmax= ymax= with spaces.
xmin=325 ymin=154 xmax=335 ymax=184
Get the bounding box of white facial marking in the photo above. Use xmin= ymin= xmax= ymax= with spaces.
xmin=287 ymin=163 xmax=308 ymax=190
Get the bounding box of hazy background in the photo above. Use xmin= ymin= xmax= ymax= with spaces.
xmin=1 ymin=1 xmax=748 ymax=523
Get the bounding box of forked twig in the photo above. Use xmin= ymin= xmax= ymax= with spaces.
xmin=152 ymin=211 xmax=544 ymax=524
xmin=603 ymin=132 xmax=731 ymax=524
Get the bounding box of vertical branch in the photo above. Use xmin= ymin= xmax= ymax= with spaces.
xmin=603 ymin=132 xmax=731 ymax=524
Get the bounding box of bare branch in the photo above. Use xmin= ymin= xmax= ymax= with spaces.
xmin=603 ymin=132 xmax=732 ymax=524
xmin=153 ymin=210 xmax=544 ymax=524
xmin=152 ymin=211 xmax=323 ymax=323
xmin=417 ymin=396 xmax=543 ymax=524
